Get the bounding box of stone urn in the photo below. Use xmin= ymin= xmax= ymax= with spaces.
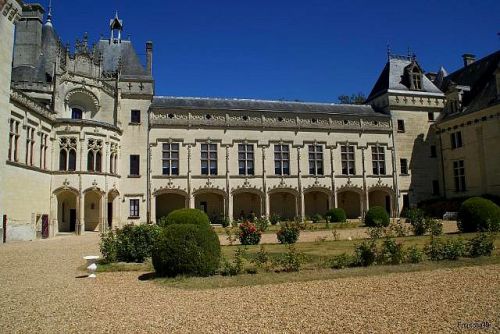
xmin=83 ymin=255 xmax=100 ymax=278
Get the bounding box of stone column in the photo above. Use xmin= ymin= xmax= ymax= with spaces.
xmin=261 ymin=146 xmax=269 ymax=217
xmin=50 ymin=194 xmax=58 ymax=237
xmin=150 ymin=194 xmax=156 ymax=224
xmin=101 ymin=193 xmax=107 ymax=232
xmin=227 ymin=193 xmax=233 ymax=221
xmin=361 ymin=147 xmax=369 ymax=215
xmin=78 ymin=193 xmax=85 ymax=235
xmin=297 ymin=146 xmax=305 ymax=221
xmin=329 ymin=146 xmax=338 ymax=208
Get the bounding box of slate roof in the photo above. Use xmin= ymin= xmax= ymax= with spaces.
xmin=151 ymin=96 xmax=387 ymax=117
xmin=367 ymin=55 xmax=443 ymax=101
xmin=95 ymin=40 xmax=149 ymax=78
xmin=441 ymin=50 xmax=500 ymax=120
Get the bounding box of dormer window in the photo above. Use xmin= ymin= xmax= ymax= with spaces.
xmin=411 ymin=67 xmax=422 ymax=90
xmin=71 ymin=108 xmax=83 ymax=119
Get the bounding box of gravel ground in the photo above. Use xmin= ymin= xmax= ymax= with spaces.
xmin=1 ymin=232 xmax=498 ymax=334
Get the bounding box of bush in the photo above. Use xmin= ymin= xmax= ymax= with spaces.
xmin=325 ymin=208 xmax=347 ymax=223
xmin=99 ymin=230 xmax=117 ymax=263
xmin=158 ymin=208 xmax=211 ymax=229
xmin=254 ymin=217 xmax=270 ymax=232
xmin=426 ymin=218 xmax=443 ymax=236
xmin=270 ymin=214 xmax=281 ymax=225
xmin=274 ymin=245 xmax=305 ymax=272
xmin=113 ymin=224 xmax=160 ymax=263
xmin=457 ymin=197 xmax=500 ymax=232
xmin=239 ymin=221 xmax=261 ymax=245
xmin=388 ymin=219 xmax=410 ymax=237
xmin=364 ymin=206 xmax=390 ymax=227
xmin=353 ymin=241 xmax=378 ymax=266
xmin=406 ymin=245 xmax=424 ymax=263
xmin=379 ymin=238 xmax=405 ymax=265
xmin=406 ymin=208 xmax=427 ymax=236
xmin=467 ymin=233 xmax=495 ymax=257
xmin=251 ymin=245 xmax=274 ymax=272
xmin=152 ymin=224 xmax=221 ymax=277
xmin=276 ymin=222 xmax=300 ymax=244
xmin=424 ymin=237 xmax=466 ymax=261
xmin=311 ymin=214 xmax=323 ymax=224
xmin=329 ymin=253 xmax=354 ymax=269
xmin=220 ymin=247 xmax=246 ymax=276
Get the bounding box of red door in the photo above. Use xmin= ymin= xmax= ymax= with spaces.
xmin=42 ymin=214 xmax=49 ymax=239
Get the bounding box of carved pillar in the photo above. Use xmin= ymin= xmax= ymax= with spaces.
xmin=150 ymin=193 xmax=156 ymax=224
xmin=297 ymin=146 xmax=305 ymax=221
xmin=361 ymin=147 xmax=368 ymax=215
xmin=187 ymin=144 xmax=193 ymax=208
xmin=262 ymin=146 xmax=269 ymax=217
xmin=101 ymin=193 xmax=107 ymax=232
xmin=330 ymin=146 xmax=338 ymax=208
xmin=50 ymin=194 xmax=58 ymax=237
xmin=225 ymin=146 xmax=232 ymax=220
xmin=77 ymin=192 xmax=85 ymax=235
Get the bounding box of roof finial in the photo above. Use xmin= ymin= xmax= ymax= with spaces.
xmin=386 ymin=42 xmax=391 ymax=60
xmin=47 ymin=0 xmax=53 ymax=23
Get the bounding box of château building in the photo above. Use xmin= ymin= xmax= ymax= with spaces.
xmin=1 ymin=1 xmax=498 ymax=241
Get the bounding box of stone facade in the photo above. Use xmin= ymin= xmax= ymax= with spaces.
xmin=1 ymin=2 xmax=498 ymax=241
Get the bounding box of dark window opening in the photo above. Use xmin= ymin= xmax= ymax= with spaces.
xmin=400 ymin=159 xmax=408 ymax=175
xmin=130 ymin=155 xmax=140 ymax=176
xmin=397 ymin=120 xmax=405 ymax=133
xmin=131 ymin=110 xmax=141 ymax=124
xmin=71 ymin=108 xmax=83 ymax=120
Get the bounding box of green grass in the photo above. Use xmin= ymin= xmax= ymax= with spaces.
xmin=213 ymin=221 xmax=361 ymax=235
xmin=96 ymin=261 xmax=152 ymax=272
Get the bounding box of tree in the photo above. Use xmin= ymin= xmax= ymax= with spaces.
xmin=338 ymin=92 xmax=366 ymax=105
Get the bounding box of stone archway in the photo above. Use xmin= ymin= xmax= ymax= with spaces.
xmin=233 ymin=191 xmax=263 ymax=220
xmin=56 ymin=190 xmax=78 ymax=233
xmin=337 ymin=190 xmax=362 ymax=219
xmin=84 ymin=191 xmax=103 ymax=232
xmin=304 ymin=190 xmax=330 ymax=218
xmin=369 ymin=189 xmax=393 ymax=216
xmin=107 ymin=190 xmax=120 ymax=229
xmin=194 ymin=190 xmax=225 ymax=223
xmin=269 ymin=190 xmax=298 ymax=220
xmin=156 ymin=192 xmax=188 ymax=221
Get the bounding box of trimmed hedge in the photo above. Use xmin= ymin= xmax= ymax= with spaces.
xmin=364 ymin=206 xmax=390 ymax=227
xmin=457 ymin=197 xmax=500 ymax=232
xmin=158 ymin=208 xmax=211 ymax=229
xmin=325 ymin=208 xmax=347 ymax=223
xmin=152 ymin=224 xmax=221 ymax=277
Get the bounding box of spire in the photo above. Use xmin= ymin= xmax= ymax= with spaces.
xmin=109 ymin=11 xmax=124 ymax=42
xmin=46 ymin=0 xmax=53 ymax=26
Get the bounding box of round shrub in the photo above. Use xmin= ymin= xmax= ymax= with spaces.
xmin=239 ymin=221 xmax=261 ymax=245
xmin=325 ymin=208 xmax=347 ymax=223
xmin=152 ymin=224 xmax=221 ymax=277
xmin=276 ymin=222 xmax=300 ymax=244
xmin=364 ymin=206 xmax=390 ymax=227
xmin=158 ymin=208 xmax=211 ymax=229
xmin=457 ymin=197 xmax=500 ymax=232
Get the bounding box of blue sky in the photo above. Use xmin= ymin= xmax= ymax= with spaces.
xmin=49 ymin=0 xmax=499 ymax=102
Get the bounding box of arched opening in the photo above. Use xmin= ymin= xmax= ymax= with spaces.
xmin=338 ymin=190 xmax=361 ymax=219
xmin=369 ymin=190 xmax=392 ymax=216
xmin=195 ymin=191 xmax=225 ymax=223
xmin=304 ymin=191 xmax=329 ymax=217
xmin=107 ymin=190 xmax=120 ymax=229
xmin=71 ymin=107 xmax=83 ymax=119
xmin=233 ymin=191 xmax=262 ymax=220
xmin=269 ymin=191 xmax=297 ymax=220
xmin=56 ymin=191 xmax=77 ymax=233
xmin=156 ymin=192 xmax=187 ymax=221
xmin=87 ymin=150 xmax=94 ymax=171
xmin=68 ymin=149 xmax=76 ymax=171
xmin=84 ymin=191 xmax=102 ymax=232
xmin=59 ymin=149 xmax=67 ymax=171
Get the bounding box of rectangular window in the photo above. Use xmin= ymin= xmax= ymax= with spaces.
xmin=428 ymin=112 xmax=435 ymax=121
xmin=397 ymin=120 xmax=405 ymax=133
xmin=453 ymin=160 xmax=466 ymax=192
xmin=238 ymin=144 xmax=254 ymax=176
xmin=162 ymin=143 xmax=179 ymax=175
xmin=402 ymin=194 xmax=410 ymax=211
xmin=450 ymin=131 xmax=463 ymax=149
xmin=432 ymin=180 xmax=440 ymax=196
xmin=308 ymin=145 xmax=324 ymax=175
xmin=341 ymin=145 xmax=355 ymax=175
xmin=39 ymin=133 xmax=48 ymax=169
xmin=371 ymin=146 xmax=386 ymax=175
xmin=274 ymin=144 xmax=290 ymax=175
xmin=8 ymin=119 xmax=20 ymax=161
xmin=129 ymin=199 xmax=139 ymax=218
xmin=400 ymin=158 xmax=408 ymax=175
xmin=131 ymin=110 xmax=141 ymax=124
xmin=201 ymin=143 xmax=217 ymax=175
xmin=25 ymin=126 xmax=35 ymax=166
xmin=130 ymin=155 xmax=140 ymax=176
xmin=430 ymin=145 xmax=437 ymax=158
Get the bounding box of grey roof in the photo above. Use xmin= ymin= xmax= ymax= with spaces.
xmin=151 ymin=96 xmax=386 ymax=117
xmin=441 ymin=50 xmax=500 ymax=120
xmin=95 ymin=39 xmax=149 ymax=78
xmin=367 ymin=55 xmax=443 ymax=101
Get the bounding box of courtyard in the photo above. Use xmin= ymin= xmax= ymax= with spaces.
xmin=0 ymin=233 xmax=498 ymax=333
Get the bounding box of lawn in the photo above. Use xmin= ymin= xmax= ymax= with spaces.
xmin=213 ymin=220 xmax=362 ymax=235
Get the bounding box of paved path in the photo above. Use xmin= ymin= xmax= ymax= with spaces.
xmin=1 ymin=230 xmax=498 ymax=333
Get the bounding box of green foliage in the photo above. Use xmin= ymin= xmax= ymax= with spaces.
xmin=338 ymin=92 xmax=366 ymax=105
xmin=329 ymin=253 xmax=354 ymax=269
xmin=99 ymin=230 xmax=117 ymax=263
xmin=311 ymin=214 xmax=323 ymax=224
xmin=406 ymin=245 xmax=424 ymax=263
xmin=220 ymin=247 xmax=246 ymax=276
xmin=274 ymin=245 xmax=305 ymax=272
xmin=367 ymin=226 xmax=385 ymax=240
xmin=424 ymin=237 xmax=466 ymax=261
xmin=239 ymin=221 xmax=261 ymax=245
xmin=406 ymin=208 xmax=427 ymax=236
xmin=353 ymin=241 xmax=378 ymax=266
xmin=152 ymin=224 xmax=221 ymax=277
xmin=426 ymin=218 xmax=443 ymax=236
xmin=325 ymin=208 xmax=347 ymax=223
xmin=158 ymin=208 xmax=211 ymax=229
xmin=221 ymin=217 xmax=231 ymax=228
xmin=364 ymin=206 xmax=390 ymax=227
xmin=467 ymin=233 xmax=496 ymax=257
xmin=251 ymin=245 xmax=273 ymax=272
xmin=111 ymin=224 xmax=160 ymax=263
xmin=276 ymin=222 xmax=301 ymax=244
xmin=270 ymin=214 xmax=281 ymax=225
xmin=254 ymin=217 xmax=270 ymax=232
xmin=389 ymin=219 xmax=410 ymax=237
xmin=458 ymin=197 xmax=500 ymax=232
xmin=379 ymin=238 xmax=405 ymax=265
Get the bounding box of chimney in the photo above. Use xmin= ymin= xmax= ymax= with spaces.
xmin=146 ymin=41 xmax=153 ymax=75
xmin=462 ymin=54 xmax=476 ymax=67
xmin=13 ymin=3 xmax=45 ymax=68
